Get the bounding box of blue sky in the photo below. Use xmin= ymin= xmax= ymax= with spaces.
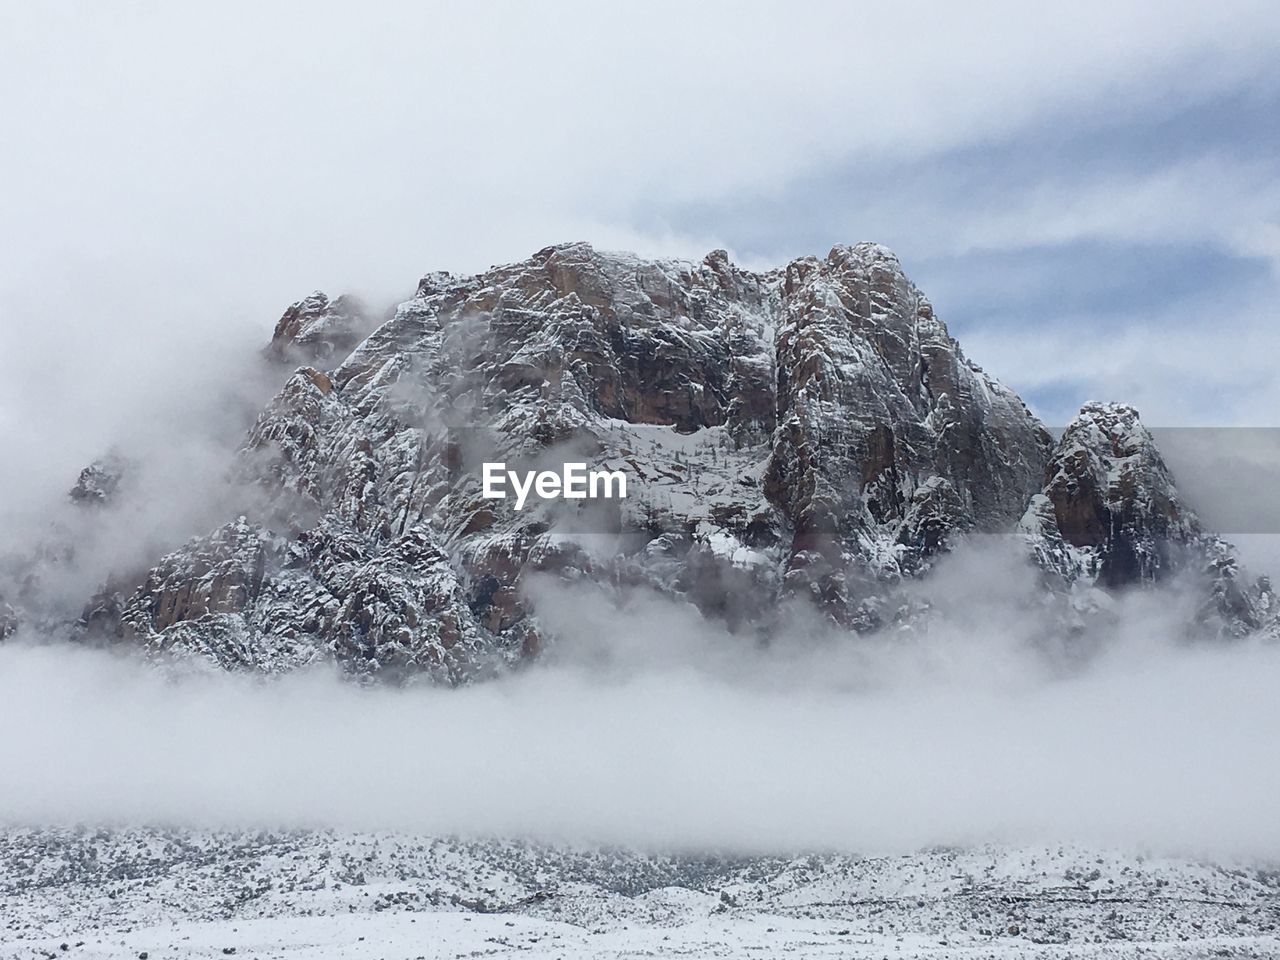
xmin=655 ymin=84 xmax=1280 ymax=425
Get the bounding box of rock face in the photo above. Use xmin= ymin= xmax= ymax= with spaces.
xmin=267 ymin=292 xmax=376 ymax=366
xmin=0 ymin=599 xmax=17 ymax=641
xmin=1021 ymin=403 xmax=1197 ymax=589
xmin=40 ymin=242 xmax=1274 ymax=676
xmin=1020 ymin=402 xmax=1274 ymax=637
xmin=764 ymin=244 xmax=1051 ymax=623
xmin=68 ymin=454 xmax=129 ymax=506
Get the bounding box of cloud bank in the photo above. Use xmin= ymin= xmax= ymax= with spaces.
xmin=1 ymin=543 xmax=1277 ymax=859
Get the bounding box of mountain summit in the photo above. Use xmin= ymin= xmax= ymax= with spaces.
xmin=12 ymin=243 xmax=1272 ymax=677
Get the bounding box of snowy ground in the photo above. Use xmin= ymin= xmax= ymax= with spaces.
xmin=2 ymin=829 xmax=1278 ymax=959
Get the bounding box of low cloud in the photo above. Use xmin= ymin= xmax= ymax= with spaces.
xmin=1 ymin=540 xmax=1277 ymax=859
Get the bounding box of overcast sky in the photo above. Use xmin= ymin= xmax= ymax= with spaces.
xmin=2 ymin=0 xmax=1279 ymax=470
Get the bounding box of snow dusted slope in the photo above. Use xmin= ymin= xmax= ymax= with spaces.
xmin=2 ymin=829 xmax=1278 ymax=959
xmin=5 ymin=241 xmax=1264 ymax=676
xmin=1020 ymin=402 xmax=1274 ymax=638
xmin=765 ymin=244 xmax=1052 ymax=623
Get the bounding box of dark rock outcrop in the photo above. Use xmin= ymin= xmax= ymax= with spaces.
xmin=268 ymin=292 xmax=376 ymax=367
xmin=0 ymin=598 xmax=18 ymax=640
xmin=69 ymin=454 xmax=129 ymax=506
xmin=1020 ymin=402 xmax=1272 ymax=637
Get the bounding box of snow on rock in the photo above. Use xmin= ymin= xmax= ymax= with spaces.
xmin=25 ymin=242 xmax=1275 ymax=676
xmin=267 ymin=292 xmax=378 ymax=368
xmin=68 ymin=453 xmax=130 ymax=507
xmin=1021 ymin=401 xmax=1274 ymax=638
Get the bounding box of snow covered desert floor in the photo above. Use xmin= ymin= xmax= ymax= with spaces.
xmin=2 ymin=829 xmax=1278 ymax=959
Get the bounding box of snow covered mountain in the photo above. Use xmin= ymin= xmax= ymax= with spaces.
xmin=6 ymin=242 xmax=1274 ymax=675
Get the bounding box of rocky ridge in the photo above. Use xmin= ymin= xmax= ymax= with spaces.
xmin=5 ymin=242 xmax=1274 ymax=676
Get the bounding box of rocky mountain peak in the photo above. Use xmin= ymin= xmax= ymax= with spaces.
xmin=1016 ymin=400 xmax=1274 ymax=638
xmin=8 ymin=242 xmax=1271 ymax=677
xmin=268 ymin=291 xmax=376 ymax=367
xmin=1022 ymin=401 xmax=1195 ymax=589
